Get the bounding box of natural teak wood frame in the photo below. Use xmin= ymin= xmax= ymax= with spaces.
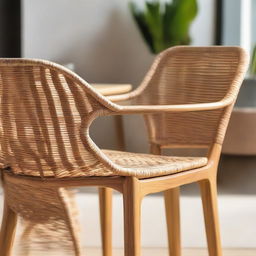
xmin=97 ymin=46 xmax=249 ymax=256
xmin=0 ymin=46 xmax=248 ymax=256
xmin=2 ymin=144 xmax=221 ymax=256
xmin=96 ymin=143 xmax=222 ymax=256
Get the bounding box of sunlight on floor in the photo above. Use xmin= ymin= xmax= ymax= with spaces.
xmin=86 ymin=248 xmax=256 ymax=256
xmin=20 ymin=247 xmax=256 ymax=256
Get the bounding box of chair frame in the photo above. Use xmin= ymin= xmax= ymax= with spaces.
xmin=97 ymin=46 xmax=248 ymax=256
xmin=1 ymin=142 xmax=220 ymax=256
xmin=0 ymin=46 xmax=248 ymax=256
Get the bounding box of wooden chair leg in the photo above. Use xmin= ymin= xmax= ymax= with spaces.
xmin=99 ymin=187 xmax=112 ymax=256
xmin=199 ymin=178 xmax=222 ymax=256
xmin=123 ymin=177 xmax=142 ymax=256
xmin=0 ymin=199 xmax=18 ymax=256
xmin=150 ymin=143 xmax=181 ymax=255
xmin=164 ymin=187 xmax=181 ymax=256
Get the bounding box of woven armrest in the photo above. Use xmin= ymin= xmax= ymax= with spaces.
xmin=0 ymin=46 xmax=248 ymax=178
xmin=114 ymin=97 xmax=233 ymax=115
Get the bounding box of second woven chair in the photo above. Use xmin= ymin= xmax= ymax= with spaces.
xmin=0 ymin=46 xmax=248 ymax=256
xmin=105 ymin=46 xmax=248 ymax=256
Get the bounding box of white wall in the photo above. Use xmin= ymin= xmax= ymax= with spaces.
xmin=22 ymin=0 xmax=154 ymax=85
xmin=22 ymin=0 xmax=216 ymax=152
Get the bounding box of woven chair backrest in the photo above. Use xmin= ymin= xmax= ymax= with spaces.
xmin=0 ymin=60 xmax=113 ymax=177
xmin=135 ymin=47 xmax=247 ymax=148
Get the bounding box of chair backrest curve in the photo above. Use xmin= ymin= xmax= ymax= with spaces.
xmin=0 ymin=58 xmax=118 ymax=178
xmin=134 ymin=46 xmax=248 ymax=148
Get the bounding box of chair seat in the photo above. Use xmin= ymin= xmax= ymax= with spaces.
xmin=103 ymin=150 xmax=208 ymax=178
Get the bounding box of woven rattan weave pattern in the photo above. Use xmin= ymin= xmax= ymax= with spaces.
xmin=0 ymin=60 xmax=114 ymax=178
xmin=0 ymin=46 xmax=248 ymax=179
xmin=4 ymin=177 xmax=80 ymax=255
xmin=109 ymin=47 xmax=247 ymax=148
xmin=0 ymin=46 xmax=249 ymax=256
xmin=103 ymin=150 xmax=208 ymax=178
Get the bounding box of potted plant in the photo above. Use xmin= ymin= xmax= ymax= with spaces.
xmin=129 ymin=0 xmax=198 ymax=54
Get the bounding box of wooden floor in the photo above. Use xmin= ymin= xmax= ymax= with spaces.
xmin=25 ymin=248 xmax=256 ymax=256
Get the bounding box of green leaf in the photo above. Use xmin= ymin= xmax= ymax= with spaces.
xmin=165 ymin=0 xmax=198 ymax=47
xmin=144 ymin=1 xmax=164 ymax=53
xmin=129 ymin=0 xmax=198 ymax=54
xmin=250 ymin=45 xmax=256 ymax=76
xmin=129 ymin=2 xmax=155 ymax=53
xmin=163 ymin=1 xmax=177 ymax=46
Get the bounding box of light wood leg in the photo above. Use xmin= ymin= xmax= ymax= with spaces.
xmin=200 ymin=178 xmax=222 ymax=256
xmin=0 ymin=199 xmax=18 ymax=256
xmin=123 ymin=177 xmax=141 ymax=256
xmin=99 ymin=187 xmax=112 ymax=256
xmin=151 ymin=143 xmax=181 ymax=255
xmin=164 ymin=187 xmax=181 ymax=256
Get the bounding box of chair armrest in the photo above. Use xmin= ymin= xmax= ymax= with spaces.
xmin=113 ymin=96 xmax=234 ymax=115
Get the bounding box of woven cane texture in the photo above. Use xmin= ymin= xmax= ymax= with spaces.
xmin=0 ymin=47 xmax=248 ymax=256
xmin=103 ymin=150 xmax=207 ymax=178
xmin=4 ymin=173 xmax=80 ymax=256
xmin=0 ymin=59 xmax=117 ymax=178
xmin=110 ymin=46 xmax=248 ymax=148
xmin=0 ymin=47 xmax=248 ymax=180
xmin=0 ymin=47 xmax=248 ymax=179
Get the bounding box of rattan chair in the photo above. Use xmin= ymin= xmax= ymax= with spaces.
xmin=0 ymin=46 xmax=248 ymax=256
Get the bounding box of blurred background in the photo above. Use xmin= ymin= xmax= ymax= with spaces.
xmin=0 ymin=0 xmax=256 ymax=251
